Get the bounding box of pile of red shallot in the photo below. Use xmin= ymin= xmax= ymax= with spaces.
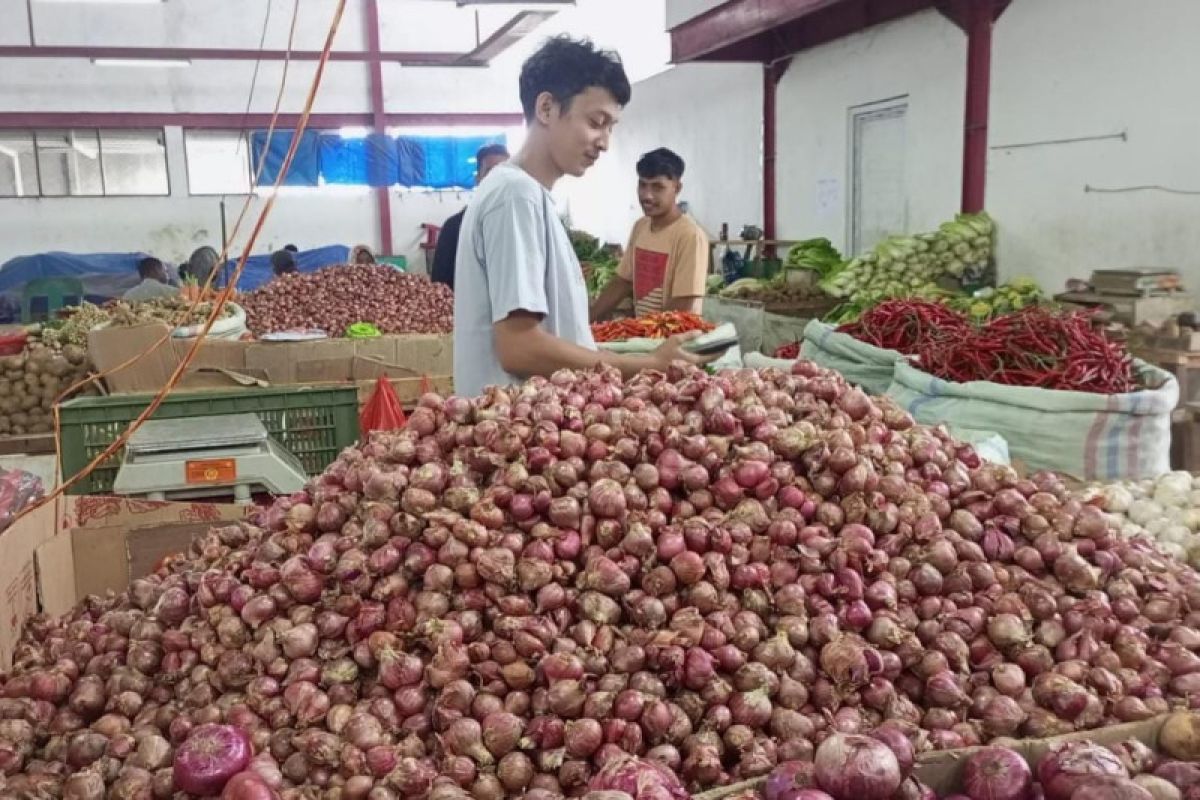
xmin=763 ymin=711 xmax=1200 ymax=800
xmin=240 ymin=264 xmax=454 ymax=336
xmin=4 ymin=359 xmax=1200 ymax=800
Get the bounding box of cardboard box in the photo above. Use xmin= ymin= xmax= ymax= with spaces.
xmin=0 ymin=499 xmax=57 ymax=670
xmin=0 ymin=495 xmax=249 ymax=669
xmin=88 ymin=322 xmax=254 ymax=394
xmin=38 ymin=503 xmax=248 ymax=618
xmin=89 ymin=324 xmax=453 ymax=395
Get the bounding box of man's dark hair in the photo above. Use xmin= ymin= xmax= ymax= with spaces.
xmin=519 ymin=36 xmax=631 ymax=124
xmin=137 ymin=256 xmax=164 ymax=279
xmin=476 ymin=144 xmax=509 ymax=168
xmin=271 ymin=249 xmax=298 ymax=275
xmin=284 ymin=244 xmax=299 ymax=253
xmin=637 ymin=148 xmax=686 ymax=181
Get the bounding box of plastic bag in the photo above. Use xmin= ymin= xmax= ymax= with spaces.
xmin=359 ymin=377 xmax=407 ymax=437
xmin=0 ymin=468 xmax=45 ymax=533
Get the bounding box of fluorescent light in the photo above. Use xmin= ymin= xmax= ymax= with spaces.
xmin=92 ymin=58 xmax=191 ymax=68
xmin=338 ymin=127 xmax=373 ymax=138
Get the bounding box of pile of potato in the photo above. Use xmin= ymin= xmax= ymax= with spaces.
xmin=0 ymin=342 xmax=94 ymax=437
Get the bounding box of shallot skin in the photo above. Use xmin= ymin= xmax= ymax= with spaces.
xmin=4 ymin=360 xmax=1200 ymax=800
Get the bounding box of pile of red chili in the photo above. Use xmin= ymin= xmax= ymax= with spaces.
xmin=773 ymin=341 xmax=801 ymax=359
xmin=839 ymin=299 xmax=1135 ymax=393
xmin=591 ymin=311 xmax=714 ymax=343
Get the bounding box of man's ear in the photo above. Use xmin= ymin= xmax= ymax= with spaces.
xmin=535 ymin=91 xmax=559 ymax=125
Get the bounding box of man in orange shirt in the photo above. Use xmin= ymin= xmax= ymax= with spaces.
xmin=590 ymin=148 xmax=710 ymax=320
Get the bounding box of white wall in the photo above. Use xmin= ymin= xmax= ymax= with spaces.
xmin=560 ymin=63 xmax=763 ymax=246
xmin=665 ymin=0 xmax=728 ymax=30
xmin=775 ymin=9 xmax=965 ymax=254
xmin=988 ymin=0 xmax=1200 ymax=291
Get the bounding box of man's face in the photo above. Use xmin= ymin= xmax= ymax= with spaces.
xmin=638 ymin=175 xmax=681 ymax=219
xmin=477 ymin=153 xmax=509 ymax=186
xmin=540 ymin=87 xmax=621 ymax=178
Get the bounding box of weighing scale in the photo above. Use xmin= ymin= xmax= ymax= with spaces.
xmin=112 ymin=414 xmax=308 ymax=503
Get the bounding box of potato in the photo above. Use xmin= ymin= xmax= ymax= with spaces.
xmin=62 ymin=344 xmax=86 ymax=365
xmin=11 ymin=425 xmax=24 ymax=435
xmin=11 ymin=412 xmax=28 ymax=426
xmin=19 ymin=394 xmax=37 ymax=411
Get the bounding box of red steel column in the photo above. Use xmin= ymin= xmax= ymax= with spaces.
xmin=763 ymin=59 xmax=790 ymax=248
xmin=961 ymin=0 xmax=993 ymax=213
xmin=365 ymin=0 xmax=394 ymax=255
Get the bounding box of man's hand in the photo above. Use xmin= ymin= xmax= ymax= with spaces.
xmin=650 ymin=330 xmax=724 ymax=370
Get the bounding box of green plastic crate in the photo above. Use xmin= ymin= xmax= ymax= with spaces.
xmin=58 ymin=386 xmax=360 ymax=495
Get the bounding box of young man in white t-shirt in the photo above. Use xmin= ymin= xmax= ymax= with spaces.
xmin=453 ymin=36 xmax=717 ymax=398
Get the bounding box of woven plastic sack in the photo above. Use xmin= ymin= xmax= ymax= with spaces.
xmin=360 ymin=376 xmax=407 ymax=437
xmin=701 ymin=297 xmax=764 ymax=354
xmin=761 ymin=309 xmax=820 ymax=357
xmin=885 ymin=360 xmax=1178 ymax=481
xmin=172 ymin=302 xmax=248 ymax=340
xmin=800 ymin=320 xmax=900 ymax=396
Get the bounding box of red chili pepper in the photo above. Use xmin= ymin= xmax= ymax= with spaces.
xmin=843 ymin=302 xmax=1134 ymax=394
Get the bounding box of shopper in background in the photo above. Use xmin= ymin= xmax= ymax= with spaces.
xmin=186 ymin=246 xmax=221 ymax=287
xmin=431 ymin=143 xmax=511 ymax=290
xmin=350 ymin=245 xmax=376 ymax=265
xmin=590 ymin=148 xmax=708 ymax=320
xmin=123 ymin=256 xmax=178 ymax=302
xmin=271 ymin=248 xmax=298 ymax=278
xmin=452 ymin=36 xmax=718 ymax=398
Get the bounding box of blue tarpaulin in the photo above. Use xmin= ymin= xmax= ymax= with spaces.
xmin=396 ymin=135 xmax=506 ymax=189
xmin=0 ymin=246 xmax=352 ymax=322
xmin=220 ymin=245 xmax=350 ymax=292
xmin=319 ymin=133 xmax=397 ymax=187
xmin=251 ymin=130 xmax=321 ymax=186
xmin=0 ymin=252 xmax=147 ymax=323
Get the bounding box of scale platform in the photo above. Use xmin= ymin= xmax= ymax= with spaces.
xmin=112 ymin=414 xmax=308 ymax=503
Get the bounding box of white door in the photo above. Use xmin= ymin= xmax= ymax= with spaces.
xmin=848 ymin=98 xmax=909 ymax=255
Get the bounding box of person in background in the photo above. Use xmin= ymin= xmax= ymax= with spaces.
xmin=452 ymin=37 xmax=719 ymax=398
xmin=271 ymin=248 xmax=298 ymax=278
xmin=350 ymin=245 xmax=376 ymax=265
xmin=187 ymin=246 xmax=221 ymax=288
xmin=590 ymin=148 xmax=709 ymax=320
xmin=123 ymin=256 xmax=178 ymax=302
xmin=431 ymin=143 xmax=511 ymax=289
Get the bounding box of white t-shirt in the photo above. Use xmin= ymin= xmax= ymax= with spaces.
xmin=452 ymin=163 xmax=594 ymax=398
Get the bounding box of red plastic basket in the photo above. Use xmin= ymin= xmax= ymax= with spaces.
xmin=0 ymin=330 xmax=28 ymax=356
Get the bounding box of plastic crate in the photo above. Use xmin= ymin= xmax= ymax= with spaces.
xmin=58 ymin=386 xmax=360 ymax=495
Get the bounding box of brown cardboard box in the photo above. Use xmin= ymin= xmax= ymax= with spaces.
xmin=0 ymin=495 xmax=248 ymax=669
xmin=88 ymin=322 xmax=255 ymax=394
xmin=89 ymin=324 xmax=452 ymax=394
xmin=0 ymin=499 xmax=57 ymax=670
